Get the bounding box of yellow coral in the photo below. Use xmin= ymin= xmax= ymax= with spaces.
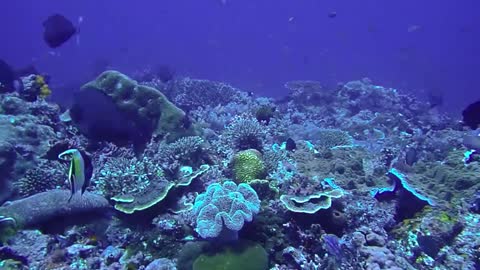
xmin=39 ymin=84 xmax=51 ymax=98
xmin=35 ymin=75 xmax=46 ymax=85
xmin=35 ymin=75 xmax=52 ymax=98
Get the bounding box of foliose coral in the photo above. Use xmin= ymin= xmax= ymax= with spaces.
xmin=280 ymin=189 xmax=344 ymax=214
xmin=193 ymin=181 xmax=260 ymax=240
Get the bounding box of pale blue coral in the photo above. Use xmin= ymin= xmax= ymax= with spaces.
xmin=193 ymin=181 xmax=260 ymax=239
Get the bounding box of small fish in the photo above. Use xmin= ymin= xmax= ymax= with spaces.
xmin=0 ymin=59 xmax=24 ymax=92
xmin=285 ymin=138 xmax=297 ymax=151
xmin=462 ymin=100 xmax=480 ymax=130
xmin=405 ymin=147 xmax=418 ymax=166
xmin=407 ymin=25 xmax=421 ymax=33
xmin=328 ymin=11 xmax=337 ymax=18
xmin=463 ymin=134 xmax=480 ymax=151
xmin=58 ymin=149 xmax=89 ymax=202
xmin=43 ymin=14 xmax=82 ymax=48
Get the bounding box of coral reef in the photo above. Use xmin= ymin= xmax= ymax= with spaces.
xmin=1 ymin=73 xmax=479 ymax=269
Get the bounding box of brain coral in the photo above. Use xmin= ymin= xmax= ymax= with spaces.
xmin=233 ymin=149 xmax=266 ymax=183
xmin=193 ymin=181 xmax=260 ymax=240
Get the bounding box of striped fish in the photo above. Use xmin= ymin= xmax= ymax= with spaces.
xmin=58 ymin=149 xmax=89 ymax=202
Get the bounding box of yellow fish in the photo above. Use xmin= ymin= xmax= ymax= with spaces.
xmin=58 ymin=149 xmax=88 ymax=202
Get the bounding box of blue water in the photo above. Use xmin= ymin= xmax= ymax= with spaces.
xmin=1 ymin=0 xmax=478 ymax=111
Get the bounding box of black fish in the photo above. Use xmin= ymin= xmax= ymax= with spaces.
xmin=0 ymin=59 xmax=17 ymax=92
xmin=462 ymin=100 xmax=480 ymax=130
xmin=0 ymin=59 xmax=25 ymax=93
xmin=43 ymin=14 xmax=77 ymax=48
xmin=405 ymin=147 xmax=418 ymax=166
xmin=69 ymin=86 xmax=139 ymax=144
xmin=285 ymin=138 xmax=296 ymax=151
xmin=463 ymin=134 xmax=480 ymax=151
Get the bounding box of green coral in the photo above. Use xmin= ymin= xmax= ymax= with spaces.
xmin=81 ymin=70 xmax=189 ymax=139
xmin=233 ymin=149 xmax=266 ymax=183
xmin=193 ymin=241 xmax=268 ymax=270
xmin=280 ymin=189 xmax=344 ymax=214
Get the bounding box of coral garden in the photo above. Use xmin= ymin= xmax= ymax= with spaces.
xmin=0 ymin=72 xmax=479 ymax=270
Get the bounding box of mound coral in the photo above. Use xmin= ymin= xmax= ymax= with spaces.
xmin=233 ymin=149 xmax=266 ymax=183
xmin=80 ymin=70 xmax=190 ymax=141
xmin=0 ymin=190 xmax=110 ymax=232
xmin=193 ymin=241 xmax=268 ymax=270
xmin=193 ymin=181 xmax=260 ymax=240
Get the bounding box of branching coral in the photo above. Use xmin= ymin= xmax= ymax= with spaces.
xmin=13 ymin=160 xmax=66 ymax=198
xmin=96 ymin=156 xmax=165 ymax=199
xmin=224 ymin=114 xmax=266 ymax=151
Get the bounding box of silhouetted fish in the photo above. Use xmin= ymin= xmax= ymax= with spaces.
xmin=462 ymin=100 xmax=480 ymax=130
xmin=285 ymin=138 xmax=297 ymax=151
xmin=0 ymin=59 xmax=24 ymax=92
xmin=405 ymin=147 xmax=418 ymax=166
xmin=463 ymin=134 xmax=480 ymax=151
xmin=43 ymin=14 xmax=77 ymax=48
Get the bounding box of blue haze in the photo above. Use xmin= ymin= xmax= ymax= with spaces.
xmin=1 ymin=0 xmax=478 ymax=112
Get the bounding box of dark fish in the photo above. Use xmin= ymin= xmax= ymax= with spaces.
xmin=43 ymin=14 xmax=77 ymax=48
xmin=15 ymin=64 xmax=39 ymax=77
xmin=0 ymin=59 xmax=17 ymax=92
xmin=0 ymin=59 xmax=25 ymax=92
xmin=405 ymin=147 xmax=418 ymax=166
xmin=463 ymin=134 xmax=480 ymax=151
xmin=426 ymin=90 xmax=443 ymax=109
xmin=70 ymin=86 xmax=139 ymax=144
xmin=155 ymin=65 xmax=175 ymax=83
xmin=462 ymin=100 xmax=480 ymax=130
xmin=285 ymin=138 xmax=297 ymax=151
xmin=328 ymin=11 xmax=337 ymax=18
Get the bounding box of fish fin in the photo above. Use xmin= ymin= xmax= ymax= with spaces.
xmin=68 ymin=192 xmax=74 ymax=203
xmin=81 ymin=176 xmax=89 ymax=195
xmin=69 ymin=159 xmax=76 ymax=196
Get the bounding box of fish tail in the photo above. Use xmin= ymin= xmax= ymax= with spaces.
xmin=68 ymin=192 xmax=74 ymax=203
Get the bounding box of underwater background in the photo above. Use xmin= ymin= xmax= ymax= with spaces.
xmin=1 ymin=1 xmax=479 ymax=110
xmin=1 ymin=1 xmax=480 ymax=269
